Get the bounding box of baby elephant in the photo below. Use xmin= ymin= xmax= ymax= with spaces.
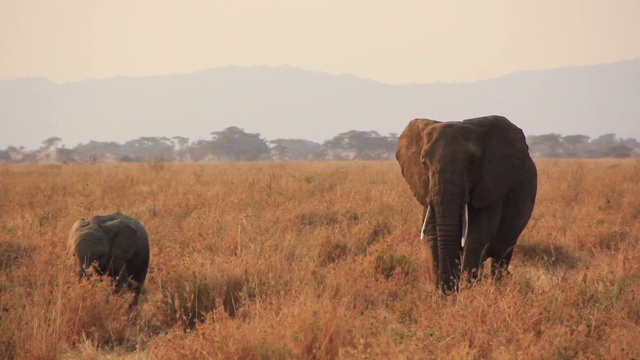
xmin=68 ymin=212 xmax=150 ymax=298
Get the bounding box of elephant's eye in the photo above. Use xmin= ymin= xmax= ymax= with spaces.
xmin=420 ymin=157 xmax=427 ymax=166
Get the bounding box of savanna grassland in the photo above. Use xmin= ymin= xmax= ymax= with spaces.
xmin=0 ymin=159 xmax=639 ymax=359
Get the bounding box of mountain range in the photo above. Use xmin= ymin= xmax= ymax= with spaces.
xmin=1 ymin=60 xmax=639 ymax=149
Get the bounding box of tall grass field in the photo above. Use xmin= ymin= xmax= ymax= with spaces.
xmin=1 ymin=160 xmax=639 ymax=359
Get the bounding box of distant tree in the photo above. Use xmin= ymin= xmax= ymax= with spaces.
xmin=589 ymin=133 xmax=623 ymax=158
xmin=40 ymin=137 xmax=62 ymax=151
xmin=172 ymin=136 xmax=190 ymax=149
xmin=55 ymin=148 xmax=78 ymax=163
xmin=562 ymin=134 xmax=590 ymax=148
xmin=0 ymin=149 xmax=11 ymax=162
xmin=210 ymin=127 xmax=271 ymax=161
xmin=527 ymin=134 xmax=563 ymax=157
xmin=620 ymin=137 xmax=639 ymax=149
xmin=323 ymin=130 xmax=397 ymax=160
xmin=75 ymin=140 xmax=121 ymax=154
xmin=561 ymin=134 xmax=591 ymax=157
xmin=607 ymin=145 xmax=632 ymax=158
xmin=171 ymin=136 xmax=191 ymax=161
xmin=0 ymin=146 xmax=27 ymax=163
xmin=591 ymin=133 xmax=617 ymax=147
xmin=186 ymin=139 xmax=213 ymax=162
xmin=269 ymin=139 xmax=323 ymax=160
xmin=20 ymin=152 xmax=38 ymax=163
xmin=74 ymin=140 xmax=123 ymax=162
xmin=123 ymin=136 xmax=176 ymax=161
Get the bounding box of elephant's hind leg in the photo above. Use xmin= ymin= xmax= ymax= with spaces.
xmin=491 ymin=186 xmax=536 ymax=280
xmin=127 ymin=263 xmax=148 ymax=294
xmin=490 ymin=221 xmax=521 ymax=280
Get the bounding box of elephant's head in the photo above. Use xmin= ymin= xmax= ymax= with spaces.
xmin=396 ymin=115 xmax=531 ymax=292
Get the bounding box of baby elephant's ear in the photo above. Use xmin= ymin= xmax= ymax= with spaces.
xmin=67 ymin=219 xmax=89 ymax=257
xmin=108 ymin=221 xmax=139 ymax=261
xmin=396 ymin=119 xmax=440 ymax=207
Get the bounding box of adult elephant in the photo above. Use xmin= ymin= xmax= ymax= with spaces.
xmin=396 ymin=115 xmax=537 ymax=294
xmin=68 ymin=212 xmax=150 ymax=298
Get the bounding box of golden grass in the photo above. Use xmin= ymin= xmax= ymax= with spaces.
xmin=0 ymin=159 xmax=639 ymax=359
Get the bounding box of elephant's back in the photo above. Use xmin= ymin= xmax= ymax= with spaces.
xmin=86 ymin=212 xmax=150 ymax=250
xmin=110 ymin=213 xmax=150 ymax=252
xmin=115 ymin=214 xmax=149 ymax=243
xmin=90 ymin=212 xmax=148 ymax=236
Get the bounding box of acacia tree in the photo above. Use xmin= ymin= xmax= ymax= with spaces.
xmin=210 ymin=127 xmax=271 ymax=161
xmin=122 ymin=136 xmax=176 ymax=162
xmin=74 ymin=140 xmax=123 ymax=162
xmin=171 ymin=136 xmax=191 ymax=161
xmin=527 ymin=134 xmax=563 ymax=157
xmin=269 ymin=139 xmax=323 ymax=160
xmin=561 ymin=135 xmax=591 ymax=157
xmin=40 ymin=137 xmax=61 ymax=151
xmin=607 ymin=144 xmax=632 ymax=158
xmin=186 ymin=140 xmax=213 ymax=162
xmin=172 ymin=136 xmax=190 ymax=149
xmin=0 ymin=147 xmax=12 ymax=162
xmin=323 ymin=130 xmax=397 ymax=160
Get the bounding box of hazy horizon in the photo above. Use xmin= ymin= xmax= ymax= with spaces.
xmin=2 ymin=61 xmax=639 ymax=150
xmin=3 ymin=59 xmax=639 ymax=86
xmin=0 ymin=57 xmax=640 ymax=85
xmin=2 ymin=1 xmax=639 ymax=84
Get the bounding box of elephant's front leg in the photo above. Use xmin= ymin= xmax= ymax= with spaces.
xmin=461 ymin=235 xmax=489 ymax=284
xmin=461 ymin=203 xmax=501 ymax=283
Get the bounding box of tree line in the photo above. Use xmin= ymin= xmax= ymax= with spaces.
xmin=0 ymin=127 xmax=398 ymax=163
xmin=527 ymin=133 xmax=639 ymax=158
xmin=1 ymin=127 xmax=639 ymax=164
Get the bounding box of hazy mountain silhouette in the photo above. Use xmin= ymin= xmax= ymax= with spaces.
xmin=1 ymin=60 xmax=638 ymax=149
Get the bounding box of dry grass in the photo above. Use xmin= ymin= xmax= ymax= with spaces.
xmin=0 ymin=159 xmax=639 ymax=359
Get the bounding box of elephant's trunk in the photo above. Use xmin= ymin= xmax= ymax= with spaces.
xmin=431 ymin=174 xmax=466 ymax=293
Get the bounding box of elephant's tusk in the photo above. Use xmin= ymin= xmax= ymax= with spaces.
xmin=420 ymin=205 xmax=431 ymax=240
xmin=461 ymin=204 xmax=468 ymax=248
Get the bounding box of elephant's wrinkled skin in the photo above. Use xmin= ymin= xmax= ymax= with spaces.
xmin=396 ymin=115 xmax=537 ymax=293
xmin=68 ymin=212 xmax=150 ymax=297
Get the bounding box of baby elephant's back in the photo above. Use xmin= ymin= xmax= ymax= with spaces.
xmin=90 ymin=212 xmax=149 ymax=246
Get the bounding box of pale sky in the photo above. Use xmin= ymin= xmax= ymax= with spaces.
xmin=1 ymin=0 xmax=639 ymax=84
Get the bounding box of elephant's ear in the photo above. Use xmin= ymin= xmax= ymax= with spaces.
xmin=465 ymin=116 xmax=530 ymax=208
xmin=396 ymin=118 xmax=440 ymax=207
xmin=106 ymin=220 xmax=138 ymax=262
xmin=68 ymin=219 xmax=90 ymax=258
